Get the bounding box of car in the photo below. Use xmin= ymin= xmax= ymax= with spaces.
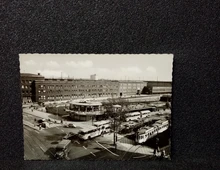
xmin=37 ymin=119 xmax=46 ymax=123
xmin=64 ymin=123 xmax=76 ymax=128
xmin=63 ymin=132 xmax=76 ymax=139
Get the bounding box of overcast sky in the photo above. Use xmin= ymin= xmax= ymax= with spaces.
xmin=19 ymin=54 xmax=173 ymax=81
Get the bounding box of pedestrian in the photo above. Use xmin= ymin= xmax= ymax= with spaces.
xmin=159 ymin=150 xmax=165 ymax=160
xmin=154 ymin=138 xmax=160 ymax=156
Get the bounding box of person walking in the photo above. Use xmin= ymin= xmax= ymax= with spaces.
xmin=159 ymin=150 xmax=165 ymax=160
xmin=154 ymin=138 xmax=160 ymax=156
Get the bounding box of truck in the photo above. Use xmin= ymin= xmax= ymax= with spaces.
xmin=54 ymin=139 xmax=71 ymax=159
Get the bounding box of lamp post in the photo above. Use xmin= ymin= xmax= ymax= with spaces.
xmin=112 ymin=104 xmax=121 ymax=150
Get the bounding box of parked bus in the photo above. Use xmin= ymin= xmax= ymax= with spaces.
xmin=125 ymin=110 xmax=152 ymax=122
xmin=125 ymin=111 xmax=140 ymax=121
xmin=140 ymin=110 xmax=151 ymax=119
xmin=93 ymin=120 xmax=111 ymax=133
xmin=54 ymin=140 xmax=71 ymax=159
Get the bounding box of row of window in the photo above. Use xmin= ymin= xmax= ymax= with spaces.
xmin=39 ymin=85 xmax=119 ymax=89
xmin=21 ymin=80 xmax=32 ymax=84
xmin=39 ymin=93 xmax=118 ymax=100
xmin=38 ymin=88 xmax=118 ymax=93
xmin=120 ymin=83 xmax=145 ymax=86
xmin=21 ymin=85 xmax=31 ymax=89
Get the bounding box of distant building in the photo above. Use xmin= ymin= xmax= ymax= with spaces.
xmin=90 ymin=74 xmax=97 ymax=80
xmin=142 ymin=81 xmax=172 ymax=94
xmin=118 ymin=80 xmax=147 ymax=96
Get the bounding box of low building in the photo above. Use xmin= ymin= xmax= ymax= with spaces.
xmin=66 ymin=101 xmax=104 ymax=121
xmin=142 ymin=81 xmax=172 ymax=94
xmin=45 ymin=103 xmax=69 ymax=116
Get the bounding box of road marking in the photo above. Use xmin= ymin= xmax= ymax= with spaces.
xmin=75 ymin=141 xmax=80 ymax=144
xmin=95 ymin=141 xmax=119 ymax=157
xmin=83 ymin=146 xmax=87 ymax=150
xmin=39 ymin=146 xmax=46 ymax=152
xmin=90 ymin=152 xmax=96 ymax=157
xmin=35 ymin=130 xmax=40 ymax=134
xmin=133 ymin=155 xmax=147 ymax=159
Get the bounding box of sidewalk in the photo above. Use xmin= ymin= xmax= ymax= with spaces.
xmin=97 ymin=133 xmax=154 ymax=156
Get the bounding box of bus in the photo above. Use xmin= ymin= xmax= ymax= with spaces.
xmin=78 ymin=126 xmax=102 ymax=140
xmin=125 ymin=110 xmax=152 ymax=122
xmin=135 ymin=120 xmax=169 ymax=144
xmin=93 ymin=120 xmax=111 ymax=133
xmin=125 ymin=111 xmax=141 ymax=122
xmin=140 ymin=110 xmax=151 ymax=119
xmin=54 ymin=139 xmax=71 ymax=159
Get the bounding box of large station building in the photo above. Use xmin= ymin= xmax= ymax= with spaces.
xmin=20 ymin=73 xmax=172 ymax=103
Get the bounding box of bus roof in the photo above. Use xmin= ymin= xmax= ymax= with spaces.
xmin=140 ymin=110 xmax=151 ymax=114
xmin=78 ymin=126 xmax=98 ymax=133
xmin=125 ymin=111 xmax=140 ymax=116
xmin=57 ymin=140 xmax=71 ymax=148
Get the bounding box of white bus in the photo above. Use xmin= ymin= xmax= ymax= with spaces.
xmin=125 ymin=111 xmax=141 ymax=122
xmin=140 ymin=110 xmax=151 ymax=119
xmin=78 ymin=126 xmax=102 ymax=140
xmin=93 ymin=120 xmax=111 ymax=133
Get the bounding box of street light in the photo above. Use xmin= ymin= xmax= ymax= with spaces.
xmin=112 ymin=104 xmax=121 ymax=149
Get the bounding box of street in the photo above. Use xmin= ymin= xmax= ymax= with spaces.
xmin=23 ymin=107 xmax=170 ymax=160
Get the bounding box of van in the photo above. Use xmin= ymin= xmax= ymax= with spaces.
xmin=54 ymin=140 xmax=71 ymax=159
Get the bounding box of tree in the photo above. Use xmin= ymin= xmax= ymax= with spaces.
xmin=102 ymin=96 xmax=130 ymax=149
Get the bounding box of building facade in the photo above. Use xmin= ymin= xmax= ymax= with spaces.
xmin=20 ymin=73 xmax=44 ymax=103
xmin=142 ymin=81 xmax=172 ymax=94
xmin=118 ymin=80 xmax=147 ymax=96
xmin=33 ymin=78 xmax=120 ymax=103
xmin=20 ymin=73 xmax=172 ymax=103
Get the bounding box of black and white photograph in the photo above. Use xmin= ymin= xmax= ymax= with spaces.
xmin=20 ymin=54 xmax=173 ymax=160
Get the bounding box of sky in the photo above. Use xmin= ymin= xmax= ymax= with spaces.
xmin=19 ymin=54 xmax=173 ymax=81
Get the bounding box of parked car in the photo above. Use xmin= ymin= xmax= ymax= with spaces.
xmin=37 ymin=119 xmax=46 ymax=123
xmin=64 ymin=123 xmax=76 ymax=128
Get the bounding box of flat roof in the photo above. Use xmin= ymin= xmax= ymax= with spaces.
xmin=70 ymin=102 xmax=102 ymax=106
xmin=20 ymin=73 xmax=44 ymax=78
xmin=67 ymin=110 xmax=104 ymax=115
